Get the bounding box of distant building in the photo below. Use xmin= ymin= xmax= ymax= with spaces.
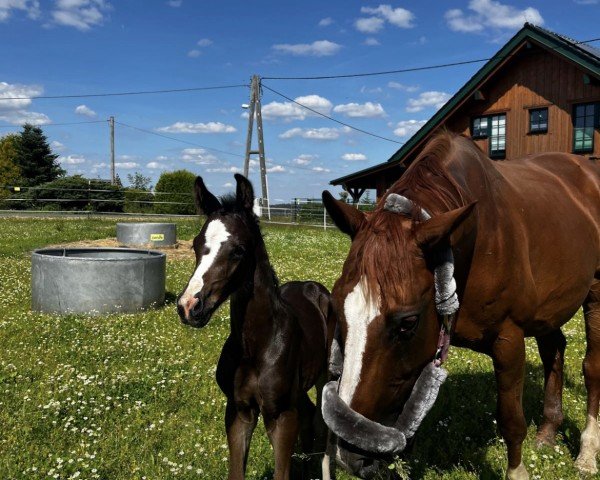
xmin=331 ymin=23 xmax=600 ymax=202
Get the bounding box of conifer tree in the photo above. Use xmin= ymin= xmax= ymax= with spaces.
xmin=16 ymin=124 xmax=65 ymax=186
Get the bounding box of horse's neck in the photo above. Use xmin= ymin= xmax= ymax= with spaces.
xmin=230 ymin=241 xmax=286 ymax=348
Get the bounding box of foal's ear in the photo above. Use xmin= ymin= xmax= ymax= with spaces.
xmin=415 ymin=202 xmax=476 ymax=248
xmin=194 ymin=176 xmax=221 ymax=215
xmin=322 ymin=190 xmax=365 ymax=239
xmin=234 ymin=173 xmax=254 ymax=211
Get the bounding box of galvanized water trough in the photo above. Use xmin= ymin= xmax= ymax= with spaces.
xmin=117 ymin=222 xmax=177 ymax=247
xmin=31 ymin=248 xmax=166 ymax=315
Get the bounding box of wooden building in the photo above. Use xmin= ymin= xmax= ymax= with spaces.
xmin=331 ymin=23 xmax=600 ymax=202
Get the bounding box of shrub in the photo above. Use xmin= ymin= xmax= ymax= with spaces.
xmin=153 ymin=170 xmax=196 ymax=215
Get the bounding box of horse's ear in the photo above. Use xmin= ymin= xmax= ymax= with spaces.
xmin=234 ymin=173 xmax=254 ymax=211
xmin=194 ymin=176 xmax=221 ymax=215
xmin=415 ymin=202 xmax=476 ymax=248
xmin=322 ymin=190 xmax=365 ymax=238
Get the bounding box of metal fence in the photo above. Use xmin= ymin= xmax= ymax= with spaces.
xmin=0 ymin=185 xmax=375 ymax=229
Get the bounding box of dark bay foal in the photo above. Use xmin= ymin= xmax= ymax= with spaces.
xmin=177 ymin=174 xmax=335 ymax=480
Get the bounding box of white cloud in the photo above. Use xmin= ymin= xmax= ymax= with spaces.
xmin=157 ymin=121 xmax=236 ymax=134
xmin=0 ymin=0 xmax=40 ymax=21
xmin=279 ymin=127 xmax=346 ymax=141
xmin=146 ymin=161 xmax=168 ymax=170
xmin=356 ymin=4 xmax=414 ymax=33
xmin=292 ymin=154 xmax=317 ymax=165
xmin=364 ymin=37 xmax=380 ymax=46
xmin=222 ymin=182 xmax=233 ymax=188
xmin=272 ymin=40 xmax=342 ymax=57
xmin=355 ymin=16 xmax=384 ymax=33
xmin=262 ymin=94 xmax=332 ymax=121
xmin=406 ymin=91 xmax=451 ymax=112
xmin=267 ymin=165 xmax=286 ymax=173
xmin=388 ymin=81 xmax=419 ymax=92
xmin=312 ymin=166 xmax=331 ymax=173
xmin=445 ymin=0 xmax=543 ymax=33
xmin=341 ymin=153 xmax=367 ymax=161
xmin=393 ymin=119 xmax=427 ymax=137
xmin=206 ymin=166 xmax=242 ymax=173
xmin=318 ymin=17 xmax=333 ymax=26
xmin=180 ymin=148 xmax=218 ymax=165
xmin=166 ymin=0 xmax=182 ymax=6
xmin=52 ymin=0 xmax=111 ymax=31
xmin=197 ymin=38 xmax=212 ymax=47
xmin=187 ymin=49 xmax=201 ymax=58
xmin=333 ymin=102 xmax=386 ymax=118
xmin=58 ymin=154 xmax=86 ymax=164
xmin=74 ymin=104 xmax=96 ymax=117
xmin=51 ymin=140 xmax=66 ymax=152
xmin=115 ymin=162 xmax=139 ymax=169
xmin=0 ymin=81 xmax=50 ymax=125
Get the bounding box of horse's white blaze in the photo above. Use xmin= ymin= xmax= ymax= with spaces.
xmin=179 ymin=219 xmax=230 ymax=305
xmin=338 ymin=277 xmax=380 ymax=405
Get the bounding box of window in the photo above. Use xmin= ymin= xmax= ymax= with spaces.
xmin=472 ymin=116 xmax=489 ymax=138
xmin=573 ymin=103 xmax=597 ymax=153
xmin=529 ymin=108 xmax=548 ymax=133
xmin=489 ymin=114 xmax=506 ymax=159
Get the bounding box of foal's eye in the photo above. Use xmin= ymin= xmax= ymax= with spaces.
xmin=230 ymin=245 xmax=246 ymax=258
xmin=201 ymin=246 xmax=210 ymax=256
xmin=389 ymin=314 xmax=419 ymax=341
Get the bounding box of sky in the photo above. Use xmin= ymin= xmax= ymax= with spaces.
xmin=0 ymin=0 xmax=598 ymax=202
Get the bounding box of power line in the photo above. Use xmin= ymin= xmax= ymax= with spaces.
xmin=0 ymin=120 xmax=105 ymax=128
xmin=115 ymin=121 xmax=246 ymax=159
xmin=261 ymin=83 xmax=403 ymax=145
xmin=0 ymin=84 xmax=249 ymax=101
xmin=262 ymin=36 xmax=600 ymax=80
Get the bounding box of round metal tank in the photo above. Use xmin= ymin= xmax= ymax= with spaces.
xmin=31 ymin=248 xmax=166 ymax=315
xmin=116 ymin=222 xmax=177 ymax=247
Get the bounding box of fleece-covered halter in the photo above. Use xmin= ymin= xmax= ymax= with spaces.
xmin=323 ymin=193 xmax=460 ymax=461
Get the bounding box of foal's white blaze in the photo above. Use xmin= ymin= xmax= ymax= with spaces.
xmin=179 ymin=219 xmax=230 ymax=306
xmin=338 ymin=277 xmax=380 ymax=405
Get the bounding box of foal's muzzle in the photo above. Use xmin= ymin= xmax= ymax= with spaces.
xmin=177 ymin=293 xmax=211 ymax=328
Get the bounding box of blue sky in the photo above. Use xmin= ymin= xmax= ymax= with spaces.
xmin=1 ymin=0 xmax=598 ymax=201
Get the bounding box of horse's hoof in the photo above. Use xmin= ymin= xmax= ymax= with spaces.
xmin=575 ymin=455 xmax=598 ymax=476
xmin=506 ymin=462 xmax=529 ymax=480
xmin=534 ymin=431 xmax=556 ymax=449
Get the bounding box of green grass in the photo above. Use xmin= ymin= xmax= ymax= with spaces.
xmin=0 ymin=217 xmax=593 ymax=479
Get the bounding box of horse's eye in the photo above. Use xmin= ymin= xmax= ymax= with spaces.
xmin=200 ymin=246 xmax=210 ymax=256
xmin=389 ymin=314 xmax=419 ymax=341
xmin=231 ymin=245 xmax=246 ymax=258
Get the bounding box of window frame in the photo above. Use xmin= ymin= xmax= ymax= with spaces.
xmin=529 ymin=107 xmax=548 ymax=134
xmin=488 ymin=114 xmax=506 ymax=159
xmin=573 ymin=102 xmax=598 ymax=154
xmin=471 ymin=116 xmax=489 ymax=139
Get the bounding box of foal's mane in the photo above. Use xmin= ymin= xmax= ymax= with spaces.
xmin=356 ymin=132 xmax=472 ymax=306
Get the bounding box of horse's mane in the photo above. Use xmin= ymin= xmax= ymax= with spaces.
xmin=357 ymin=132 xmax=474 ymax=306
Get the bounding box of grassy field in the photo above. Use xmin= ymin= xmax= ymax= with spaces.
xmin=0 ymin=216 xmax=594 ymax=479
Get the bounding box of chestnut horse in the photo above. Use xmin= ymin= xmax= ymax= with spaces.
xmin=177 ymin=174 xmax=335 ymax=480
xmin=322 ymin=132 xmax=600 ymax=479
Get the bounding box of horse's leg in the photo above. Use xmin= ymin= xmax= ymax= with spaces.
xmin=313 ymin=373 xmax=334 ymax=480
xmin=492 ymin=324 xmax=529 ymax=480
xmin=265 ymin=409 xmax=300 ymax=480
xmin=297 ymin=392 xmax=316 ymax=480
xmin=534 ymin=329 xmax=566 ymax=447
xmin=225 ymin=400 xmax=258 ymax=480
xmin=575 ymin=280 xmax=600 ymax=474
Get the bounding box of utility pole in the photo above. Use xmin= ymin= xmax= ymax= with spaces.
xmin=243 ymin=75 xmax=269 ymax=219
xmin=109 ymin=116 xmax=115 ymax=185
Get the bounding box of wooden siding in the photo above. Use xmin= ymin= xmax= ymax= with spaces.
xmin=444 ymin=44 xmax=600 ymax=159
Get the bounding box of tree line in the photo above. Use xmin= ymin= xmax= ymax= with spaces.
xmin=0 ymin=124 xmax=198 ymax=215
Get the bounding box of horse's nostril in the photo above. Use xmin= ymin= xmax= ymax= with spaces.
xmin=190 ymin=296 xmax=203 ymax=315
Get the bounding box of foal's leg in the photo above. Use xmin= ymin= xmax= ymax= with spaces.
xmin=265 ymin=409 xmax=300 ymax=480
xmin=535 ymin=329 xmax=566 ymax=447
xmin=492 ymin=324 xmax=529 ymax=480
xmin=225 ymin=400 xmax=258 ymax=480
xmin=575 ymin=280 xmax=600 ymax=474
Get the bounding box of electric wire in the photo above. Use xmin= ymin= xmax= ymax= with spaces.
xmin=261 ymin=83 xmax=403 ymax=145
xmin=0 ymin=120 xmax=106 ymax=128
xmin=262 ymin=37 xmax=600 ymax=80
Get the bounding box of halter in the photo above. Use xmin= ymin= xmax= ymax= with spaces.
xmin=383 ymin=193 xmax=459 ymax=367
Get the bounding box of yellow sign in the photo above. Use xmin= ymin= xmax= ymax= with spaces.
xmin=150 ymin=234 xmax=165 ymax=241
xmin=13 ymin=187 xmax=21 ymax=192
